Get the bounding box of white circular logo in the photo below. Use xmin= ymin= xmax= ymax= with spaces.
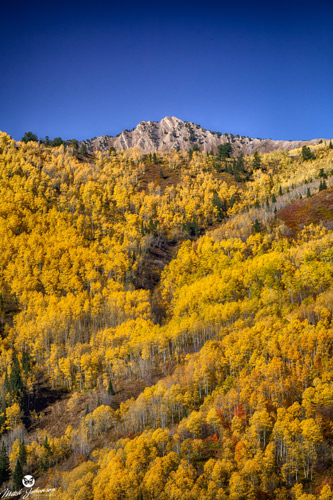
xmin=22 ymin=475 xmax=35 ymax=487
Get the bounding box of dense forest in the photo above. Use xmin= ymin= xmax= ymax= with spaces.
xmin=0 ymin=131 xmax=332 ymax=499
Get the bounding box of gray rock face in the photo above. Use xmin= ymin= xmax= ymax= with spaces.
xmin=81 ymin=116 xmax=323 ymax=155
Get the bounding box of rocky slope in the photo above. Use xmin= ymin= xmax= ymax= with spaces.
xmin=81 ymin=116 xmax=323 ymax=155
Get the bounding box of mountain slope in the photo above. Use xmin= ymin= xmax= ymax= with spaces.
xmin=0 ymin=133 xmax=332 ymax=499
xmin=278 ymin=186 xmax=333 ymax=231
xmin=82 ymin=116 xmax=324 ymax=154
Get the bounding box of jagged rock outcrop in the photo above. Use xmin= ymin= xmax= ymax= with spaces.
xmin=81 ymin=116 xmax=323 ymax=155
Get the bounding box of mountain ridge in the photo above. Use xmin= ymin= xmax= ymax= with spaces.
xmin=81 ymin=116 xmax=324 ymax=154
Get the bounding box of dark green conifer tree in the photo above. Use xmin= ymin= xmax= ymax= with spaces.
xmin=80 ymin=144 xmax=88 ymax=155
xmin=9 ymin=353 xmax=23 ymax=397
xmin=22 ymin=353 xmax=30 ymax=376
xmin=253 ymin=219 xmax=261 ymax=233
xmin=4 ymin=370 xmax=10 ymax=395
xmin=302 ymin=145 xmax=314 ymax=161
xmin=217 ymin=143 xmax=233 ymax=159
xmin=21 ymin=132 xmax=38 ymax=143
xmin=253 ymin=151 xmax=261 ymax=169
xmin=0 ymin=443 xmax=10 ymax=485
xmin=18 ymin=440 xmax=27 ymax=469
xmin=319 ymin=180 xmax=327 ymax=191
xmin=108 ymin=379 xmax=115 ymax=396
xmin=12 ymin=459 xmax=23 ymax=490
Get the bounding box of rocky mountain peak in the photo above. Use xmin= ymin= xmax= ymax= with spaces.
xmin=82 ymin=117 xmax=323 ymax=155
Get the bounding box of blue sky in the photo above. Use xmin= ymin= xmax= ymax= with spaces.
xmin=1 ymin=0 xmax=332 ymax=141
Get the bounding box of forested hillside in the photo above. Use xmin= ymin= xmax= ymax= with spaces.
xmin=0 ymin=132 xmax=332 ymax=499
